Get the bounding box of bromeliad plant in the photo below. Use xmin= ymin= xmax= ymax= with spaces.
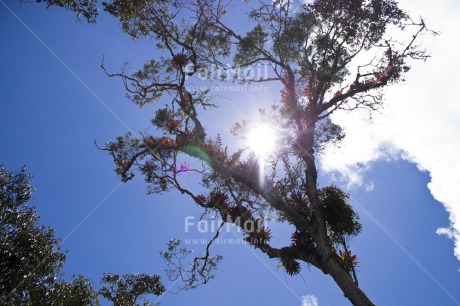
xmin=97 ymin=0 xmax=434 ymax=304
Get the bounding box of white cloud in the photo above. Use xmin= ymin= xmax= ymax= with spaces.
xmin=319 ymin=0 xmax=460 ymax=262
xmin=301 ymin=294 xmax=319 ymax=306
xmin=364 ymin=181 xmax=375 ymax=192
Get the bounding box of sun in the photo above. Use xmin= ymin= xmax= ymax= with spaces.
xmin=246 ymin=123 xmax=278 ymax=158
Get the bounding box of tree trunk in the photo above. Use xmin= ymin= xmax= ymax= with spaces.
xmin=323 ymin=255 xmax=375 ymax=306
xmin=302 ymin=123 xmax=375 ymax=306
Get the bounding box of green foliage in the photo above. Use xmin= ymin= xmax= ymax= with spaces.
xmin=128 ymin=59 xmax=174 ymax=107
xmin=273 ymin=10 xmax=318 ymax=63
xmin=234 ymin=24 xmax=268 ymax=66
xmin=24 ymin=0 xmax=99 ymax=23
xmin=104 ymin=132 xmax=142 ymax=182
xmin=102 ymin=0 xmax=151 ymax=22
xmin=99 ymin=273 xmax=165 ymax=306
xmin=280 ymin=256 xmax=301 ymax=276
xmin=319 ymin=186 xmax=362 ymax=243
xmin=0 ymin=166 xmax=165 ymax=305
xmin=0 ymin=166 xmax=98 ymax=305
xmin=30 ymin=275 xmax=99 ymax=306
xmin=152 ymin=108 xmax=177 ymax=132
xmin=102 ymin=0 xmax=169 ymax=38
xmin=312 ymin=0 xmax=408 ymax=48
xmin=314 ymin=117 xmax=345 ymax=152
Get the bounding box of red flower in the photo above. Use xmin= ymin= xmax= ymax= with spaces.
xmin=172 ymin=53 xmax=189 ymax=69
xmin=158 ymin=137 xmax=175 ymax=146
xmin=180 ymin=95 xmax=190 ymax=106
xmin=291 ymin=230 xmax=302 ymax=247
xmin=165 ymin=119 xmax=179 ymax=133
xmin=340 ymin=250 xmax=359 ymax=271
xmin=245 ymin=226 xmax=271 ymax=246
xmin=376 ymin=60 xmax=393 ymax=84
xmin=195 ymin=195 xmax=206 ymax=205
xmin=281 ymin=89 xmax=290 ymax=103
xmin=207 ymin=192 xmax=228 ymax=207
xmin=333 ymin=90 xmax=342 ymax=98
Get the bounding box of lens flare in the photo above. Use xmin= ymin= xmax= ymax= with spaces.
xmin=247 ymin=124 xmax=277 ymax=158
xmin=246 ymin=123 xmax=278 ymax=188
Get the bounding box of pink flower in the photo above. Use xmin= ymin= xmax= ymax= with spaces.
xmin=174 ymin=162 xmax=190 ymax=174
xmin=178 ymin=162 xmax=190 ymax=173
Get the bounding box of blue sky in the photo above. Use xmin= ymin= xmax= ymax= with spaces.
xmin=1 ymin=1 xmax=460 ymax=305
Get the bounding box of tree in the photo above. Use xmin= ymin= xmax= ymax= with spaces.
xmin=28 ymin=0 xmax=435 ymax=304
xmin=20 ymin=0 xmax=98 ymax=23
xmin=0 ymin=166 xmax=98 ymax=305
xmin=99 ymin=273 xmax=166 ymax=306
xmin=0 ymin=166 xmax=165 ymax=305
